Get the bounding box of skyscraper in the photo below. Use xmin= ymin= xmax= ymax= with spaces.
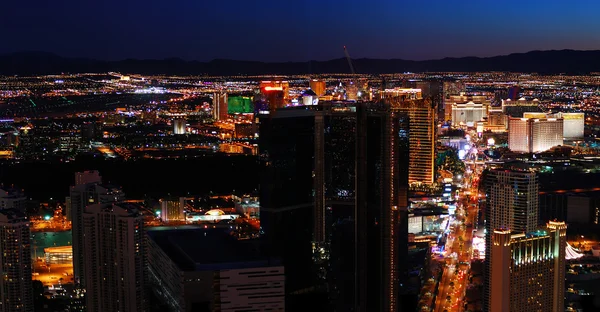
xmin=309 ymin=79 xmax=326 ymax=96
xmin=0 ymin=209 xmax=33 ymax=312
xmin=314 ymin=101 xmax=410 ymax=311
xmin=485 ymin=169 xmax=539 ymax=236
xmin=508 ymin=117 xmax=564 ymax=153
xmin=173 ymin=118 xmax=186 ymax=135
xmin=213 ymin=92 xmax=228 ymax=121
xmin=483 ymin=169 xmax=568 ymax=312
xmin=260 ymin=100 xmax=410 ymax=311
xmin=83 ymin=203 xmax=146 ymax=312
xmin=384 ymin=92 xmax=435 ymax=185
xmin=260 ymin=81 xmax=290 ymax=101
xmin=523 ymin=112 xmax=585 ymax=139
xmin=160 ymin=197 xmax=185 ymax=221
xmin=256 ymin=81 xmax=290 ymax=113
xmin=258 ymin=107 xmax=316 ymax=305
xmin=68 ymin=171 xmax=125 ymax=285
xmin=489 ymin=221 xmax=567 ymax=312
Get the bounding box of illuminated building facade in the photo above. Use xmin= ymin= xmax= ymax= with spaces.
xmin=234 ymin=122 xmax=256 ymax=139
xmin=59 ymin=132 xmax=82 ymax=152
xmin=213 ymin=92 xmax=228 ymax=121
xmin=173 ymin=119 xmax=186 ymax=135
xmin=502 ymin=98 xmax=543 ymax=121
xmin=485 ymin=107 xmax=506 ymax=132
xmin=0 ymin=209 xmax=33 ymax=312
xmin=68 ymin=171 xmax=125 ymax=285
xmin=444 ymin=94 xmax=488 ymax=122
xmin=384 ymin=92 xmax=435 ymax=185
xmin=508 ymin=117 xmax=564 ymax=153
xmin=160 ymin=197 xmax=185 ymax=221
xmin=83 ymin=203 xmax=146 ymax=312
xmin=559 ymin=112 xmax=585 ymax=138
xmin=523 ymin=112 xmax=584 ymax=139
xmin=484 ymin=169 xmax=539 ymax=312
xmin=451 ymin=100 xmax=489 ymax=127
xmin=490 ymin=221 xmax=567 ymax=312
xmin=44 ymin=246 xmax=73 ymax=265
xmin=309 ymin=79 xmax=326 ymax=96
xmin=227 ymin=95 xmax=254 ymax=114
xmin=257 ymin=81 xmax=289 ymax=112
xmin=442 ymin=81 xmax=466 ymax=121
xmin=301 ymin=89 xmax=319 ymax=106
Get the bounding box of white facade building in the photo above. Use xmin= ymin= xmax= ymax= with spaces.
xmin=173 ymin=119 xmax=186 ymax=135
xmin=523 ymin=112 xmax=585 ymax=139
xmin=83 ymin=203 xmax=146 ymax=312
xmin=451 ymin=101 xmax=489 ymax=127
xmin=508 ymin=117 xmax=563 ymax=153
xmin=560 ymin=112 xmax=585 ymax=138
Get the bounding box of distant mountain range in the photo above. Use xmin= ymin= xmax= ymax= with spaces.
xmin=1 ymin=50 xmax=600 ymax=75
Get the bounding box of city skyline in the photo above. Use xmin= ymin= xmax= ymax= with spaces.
xmin=0 ymin=71 xmax=599 ymax=311
xmin=2 ymin=1 xmax=600 ymax=311
xmin=3 ymin=0 xmax=600 ymax=61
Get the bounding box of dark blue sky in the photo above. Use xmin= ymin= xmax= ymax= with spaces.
xmin=1 ymin=0 xmax=599 ymax=61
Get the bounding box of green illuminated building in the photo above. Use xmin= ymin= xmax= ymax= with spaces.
xmin=228 ymin=96 xmax=254 ymax=114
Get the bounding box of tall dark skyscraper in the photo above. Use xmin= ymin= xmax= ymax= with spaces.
xmin=316 ymin=101 xmax=410 ymax=311
xmin=260 ymin=100 xmax=410 ymax=312
xmin=68 ymin=171 xmax=125 ymax=285
xmin=0 ymin=209 xmax=33 ymax=312
xmin=258 ymin=107 xmax=317 ymax=308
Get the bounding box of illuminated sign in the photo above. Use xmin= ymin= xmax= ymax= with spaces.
xmin=264 ymin=86 xmax=283 ymax=91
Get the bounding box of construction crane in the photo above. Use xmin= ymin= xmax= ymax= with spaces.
xmin=343 ymin=46 xmax=362 ymax=100
xmin=343 ymin=46 xmax=356 ymax=75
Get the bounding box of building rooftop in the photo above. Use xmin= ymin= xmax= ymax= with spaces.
xmin=147 ymin=227 xmax=278 ymax=271
xmin=0 ymin=186 xmax=25 ymax=198
xmin=0 ymin=208 xmax=27 ymax=223
xmin=302 ymin=89 xmax=317 ymax=97
xmin=84 ymin=202 xmax=141 ymax=217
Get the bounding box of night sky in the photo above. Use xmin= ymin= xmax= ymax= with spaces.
xmin=2 ymin=0 xmax=600 ymax=61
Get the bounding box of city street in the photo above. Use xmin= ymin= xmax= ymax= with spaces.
xmin=432 ymin=134 xmax=483 ymax=312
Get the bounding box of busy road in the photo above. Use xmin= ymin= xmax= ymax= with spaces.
xmin=432 ymin=133 xmax=484 ymax=312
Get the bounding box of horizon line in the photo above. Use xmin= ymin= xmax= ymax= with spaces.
xmin=1 ymin=48 xmax=598 ymax=64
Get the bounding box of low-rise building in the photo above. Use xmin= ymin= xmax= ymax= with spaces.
xmin=0 ymin=187 xmax=26 ymax=211
xmin=147 ymin=227 xmax=284 ymax=312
